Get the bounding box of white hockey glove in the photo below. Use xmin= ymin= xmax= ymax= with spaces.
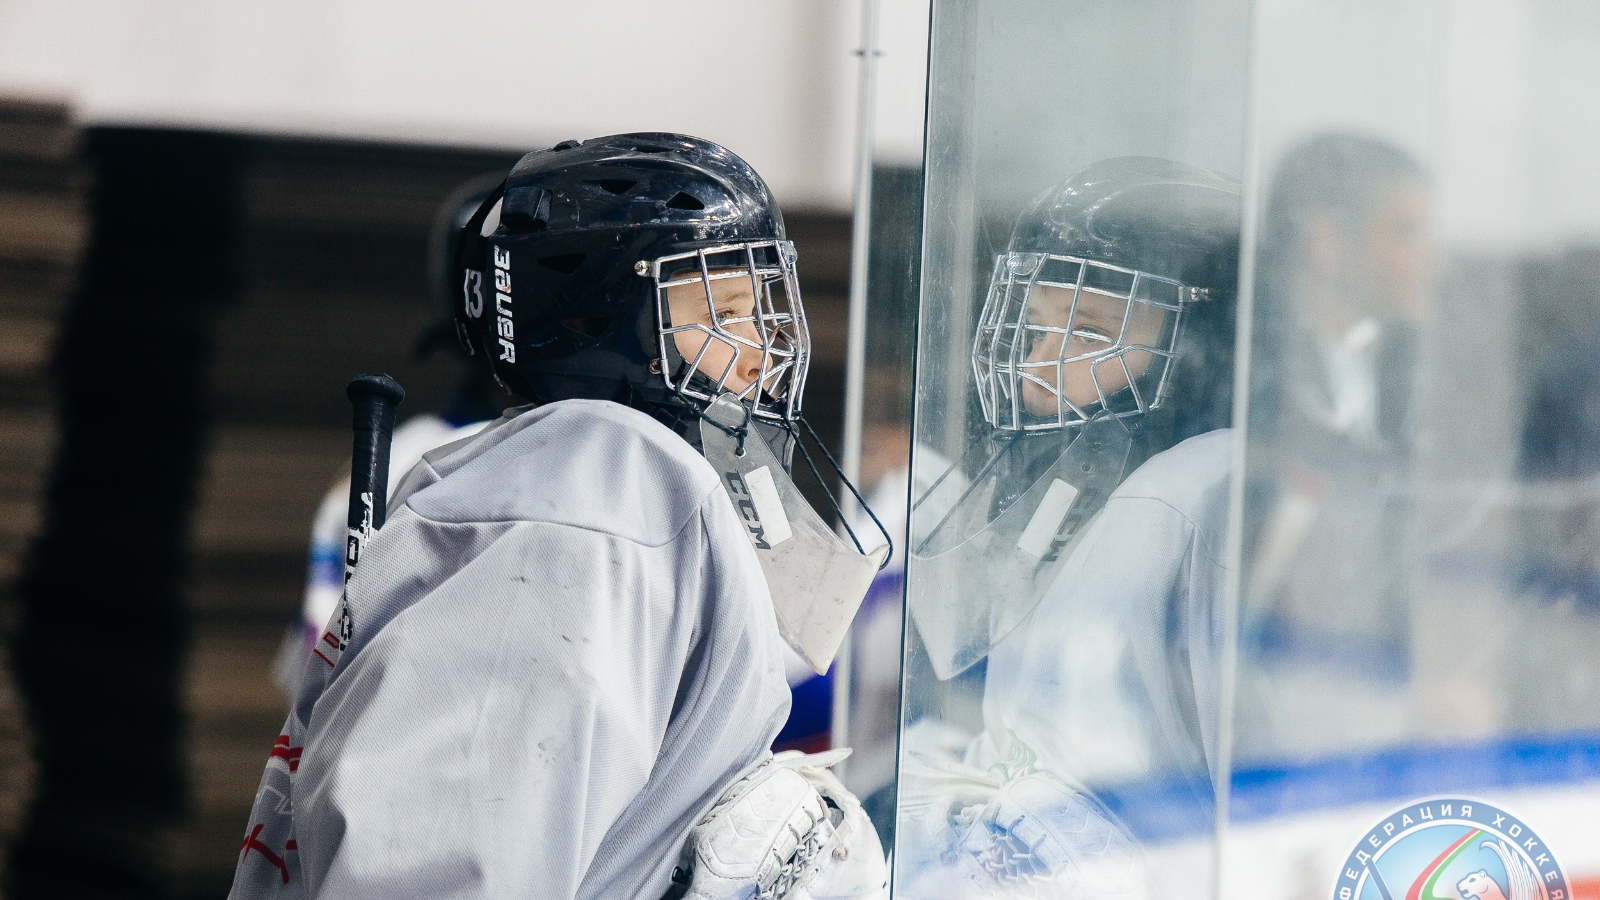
xmin=682 ymin=749 xmax=888 ymax=900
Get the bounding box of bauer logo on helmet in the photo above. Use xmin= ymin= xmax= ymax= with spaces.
xmin=493 ymin=245 xmax=514 ymax=362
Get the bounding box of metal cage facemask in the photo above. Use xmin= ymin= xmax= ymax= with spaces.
xmin=973 ymin=251 xmax=1206 ymax=432
xmin=649 ymin=241 xmax=810 ymax=424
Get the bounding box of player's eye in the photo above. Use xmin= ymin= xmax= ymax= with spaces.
xmin=1070 ymin=327 xmax=1114 ymax=345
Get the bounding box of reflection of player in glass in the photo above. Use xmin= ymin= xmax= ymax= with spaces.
xmin=1013 ymin=279 xmax=1170 ymax=418
xmin=902 ymin=158 xmax=1240 ymax=899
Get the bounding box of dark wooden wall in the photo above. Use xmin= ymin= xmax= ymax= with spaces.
xmin=3 ymin=124 xmax=852 ymax=898
xmin=0 ymin=97 xmax=86 ymax=900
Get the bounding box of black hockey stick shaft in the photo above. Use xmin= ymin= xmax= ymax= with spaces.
xmin=344 ymin=374 xmax=405 ymax=582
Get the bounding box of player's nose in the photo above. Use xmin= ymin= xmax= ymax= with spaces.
xmin=737 ymin=350 xmax=762 ymax=391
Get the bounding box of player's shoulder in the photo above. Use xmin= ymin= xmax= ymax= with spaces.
xmin=1109 ymin=427 xmax=1232 ymax=521
xmin=403 ymin=399 xmax=722 ymax=546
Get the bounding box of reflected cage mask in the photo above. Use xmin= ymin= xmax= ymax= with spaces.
xmin=909 ymin=157 xmax=1242 ymax=679
xmin=973 ymin=250 xmax=1199 ymax=431
xmin=974 ymin=157 xmax=1242 ymax=432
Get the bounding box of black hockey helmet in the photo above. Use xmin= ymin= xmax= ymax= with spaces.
xmin=973 ymin=157 xmax=1241 ymax=433
xmin=454 ymin=133 xmax=808 ymax=425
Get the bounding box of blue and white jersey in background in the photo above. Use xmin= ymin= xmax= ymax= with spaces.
xmin=273 ymin=414 xmax=491 ymax=697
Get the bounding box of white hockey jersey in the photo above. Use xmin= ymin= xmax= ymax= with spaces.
xmin=229 ymin=399 xmax=793 ymax=900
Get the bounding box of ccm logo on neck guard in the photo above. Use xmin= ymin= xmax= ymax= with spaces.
xmin=724 ymin=470 xmax=771 ymax=550
xmin=724 ymin=467 xmax=794 ymax=551
xmin=492 ymin=245 xmax=515 ymax=363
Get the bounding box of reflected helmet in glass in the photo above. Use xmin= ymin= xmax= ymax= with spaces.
xmin=974 ymin=157 xmax=1241 ymax=431
xmin=454 ymin=133 xmax=808 ymax=424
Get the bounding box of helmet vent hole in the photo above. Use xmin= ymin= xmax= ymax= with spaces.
xmin=588 ymin=179 xmax=636 ymax=195
xmin=665 ymin=191 xmax=705 ymax=211
xmin=537 ymin=254 xmax=586 ymax=274
xmin=560 ymin=316 xmax=612 ymax=338
xmin=633 ymin=145 xmax=669 ymax=154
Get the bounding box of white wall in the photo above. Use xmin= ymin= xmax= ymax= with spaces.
xmin=0 ymin=0 xmax=926 ymax=211
xmin=1251 ymin=0 xmax=1600 ymax=252
xmin=867 ymin=0 xmax=931 ymax=167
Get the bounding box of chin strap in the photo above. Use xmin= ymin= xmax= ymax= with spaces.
xmin=788 ymin=415 xmax=892 ymax=569
xmin=687 ymin=396 xmax=894 ymax=572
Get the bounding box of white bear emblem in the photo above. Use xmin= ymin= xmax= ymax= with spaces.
xmin=1457 ymin=870 xmax=1508 ymax=900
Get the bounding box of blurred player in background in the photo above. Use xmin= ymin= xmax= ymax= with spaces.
xmin=1236 ymin=133 xmax=1431 ymax=759
xmin=272 ymin=176 xmax=512 ymax=697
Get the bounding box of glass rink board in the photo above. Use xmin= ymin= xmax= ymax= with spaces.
xmin=890 ymin=2 xmax=1600 ymax=900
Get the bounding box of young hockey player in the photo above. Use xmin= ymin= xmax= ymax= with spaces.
xmin=229 ymin=134 xmax=887 ymax=900
xmin=899 ymin=157 xmax=1241 ymax=899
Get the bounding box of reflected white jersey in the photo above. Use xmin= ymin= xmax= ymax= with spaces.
xmin=970 ymin=428 xmax=1232 ymax=790
xmin=229 ymin=399 xmax=792 ymax=900
xmin=896 ymin=430 xmax=1233 ymax=900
